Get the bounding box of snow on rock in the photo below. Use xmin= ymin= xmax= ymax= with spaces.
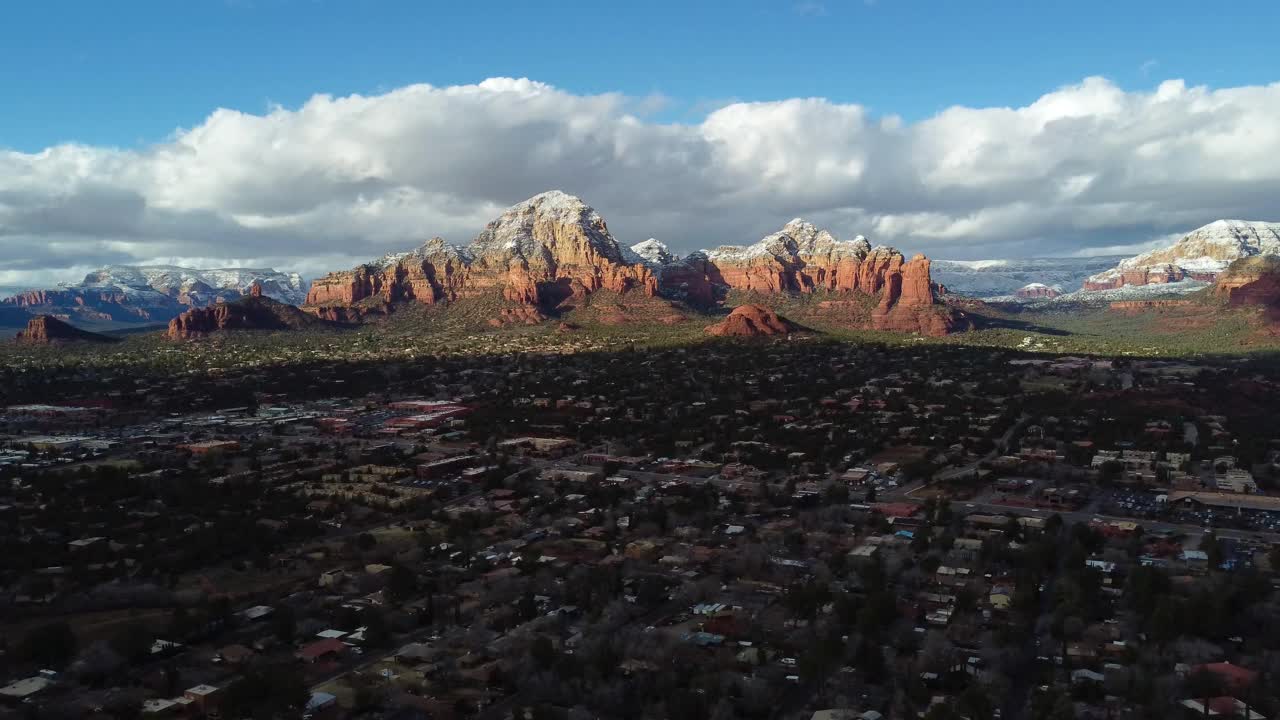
xmin=76 ymin=265 xmax=308 ymax=305
xmin=705 ymin=218 xmax=870 ymax=264
xmin=991 ymin=278 xmax=1210 ymax=306
xmin=627 ymin=239 xmax=676 ymax=266
xmin=1084 ymin=220 xmax=1280 ymax=290
xmin=932 ymin=256 xmax=1125 ymax=297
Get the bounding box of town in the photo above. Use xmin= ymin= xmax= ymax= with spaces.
xmin=3 ymin=339 xmax=1280 ymax=720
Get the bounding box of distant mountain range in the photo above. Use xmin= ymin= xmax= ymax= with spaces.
xmin=1084 ymin=220 xmax=1280 ymax=290
xmin=0 ymin=266 xmax=306 ymax=330
xmin=931 ymin=257 xmax=1127 ymax=298
xmin=7 ymin=207 xmax=1280 ymax=337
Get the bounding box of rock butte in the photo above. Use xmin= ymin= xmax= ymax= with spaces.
xmin=705 ymin=305 xmax=797 ymax=337
xmin=14 ymin=315 xmax=117 ymax=344
xmin=1016 ymin=284 xmax=1061 ymax=299
xmin=306 ymin=192 xmax=965 ymax=336
xmin=168 ymin=284 xmax=332 ymax=340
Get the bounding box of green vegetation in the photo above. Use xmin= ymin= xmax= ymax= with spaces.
xmin=2 ymin=291 xmax=1278 ymax=392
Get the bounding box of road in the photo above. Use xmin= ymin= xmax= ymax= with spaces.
xmin=932 ymin=413 xmax=1031 ymax=485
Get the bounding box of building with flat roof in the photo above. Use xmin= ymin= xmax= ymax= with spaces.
xmin=0 ymin=676 xmax=52 ymax=702
xmin=1169 ymin=491 xmax=1280 ymax=513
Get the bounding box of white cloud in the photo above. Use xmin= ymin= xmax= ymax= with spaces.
xmin=4 ymin=75 xmax=1280 ymax=285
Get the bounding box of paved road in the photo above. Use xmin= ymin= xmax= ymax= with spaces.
xmin=932 ymin=413 xmax=1031 ymax=485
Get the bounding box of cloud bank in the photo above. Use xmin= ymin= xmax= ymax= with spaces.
xmin=4 ymin=75 xmax=1280 ymax=286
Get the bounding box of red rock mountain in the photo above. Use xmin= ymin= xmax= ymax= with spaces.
xmin=168 ymin=291 xmax=334 ymax=339
xmin=1214 ymin=256 xmax=1280 ymax=308
xmin=705 ymin=305 xmax=798 ymax=337
xmin=1084 ymin=220 xmax=1280 ymax=291
xmin=1015 ymin=283 xmax=1061 ymax=299
xmin=305 ymin=192 xmax=962 ymax=336
xmin=306 ymin=192 xmax=657 ymax=315
xmin=14 ymin=315 xmax=118 ymax=344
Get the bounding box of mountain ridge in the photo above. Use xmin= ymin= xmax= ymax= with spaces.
xmin=1 ymin=265 xmax=307 ymax=327
xmin=304 ymin=191 xmax=964 ymax=336
xmin=1084 ymin=220 xmax=1280 ymax=290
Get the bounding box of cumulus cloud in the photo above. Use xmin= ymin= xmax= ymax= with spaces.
xmin=5 ymin=75 xmax=1280 ymax=285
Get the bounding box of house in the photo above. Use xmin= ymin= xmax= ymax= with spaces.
xmin=180 ymin=440 xmax=241 ymax=455
xmin=1191 ymin=662 xmax=1258 ymax=692
xmin=396 ymin=642 xmax=436 ymax=664
xmin=1179 ymin=697 xmax=1265 ymax=719
xmin=0 ymin=676 xmax=52 ymax=702
xmin=1215 ymin=469 xmax=1258 ymax=494
xmin=183 ymin=685 xmax=222 ymax=715
xmin=1181 ymin=550 xmax=1210 ymax=571
xmin=217 ymin=644 xmax=255 ymax=665
xmin=1071 ymin=669 xmax=1105 ymax=685
xmin=298 ymin=638 xmax=347 ymax=663
xmin=306 ymin=692 xmax=339 ymax=718
xmin=811 ymin=711 xmax=859 ymax=720
xmin=319 ymin=570 xmax=346 ymax=588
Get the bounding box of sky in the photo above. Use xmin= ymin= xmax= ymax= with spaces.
xmin=3 ymin=0 xmax=1280 ymax=287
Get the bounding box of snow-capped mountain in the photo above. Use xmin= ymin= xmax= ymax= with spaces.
xmin=705 ymin=218 xmax=871 ymax=264
xmin=626 ymin=238 xmax=676 ymax=266
xmin=1084 ymin=220 xmax=1280 ymax=290
xmin=932 ymin=256 xmax=1126 ymax=298
xmin=74 ymin=265 xmax=308 ymax=305
xmin=1 ymin=265 xmax=308 ymax=328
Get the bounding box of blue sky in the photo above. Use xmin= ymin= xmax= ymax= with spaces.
xmin=4 ymin=0 xmax=1280 ymax=283
xmin=4 ymin=0 xmax=1279 ymax=151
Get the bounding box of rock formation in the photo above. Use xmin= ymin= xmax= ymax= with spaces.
xmin=14 ymin=315 xmax=118 ymax=344
xmin=306 ymin=192 xmax=657 ymax=321
xmin=168 ymin=295 xmax=333 ymax=339
xmin=306 ymin=192 xmax=963 ymax=336
xmin=1084 ymin=220 xmax=1280 ymax=290
xmin=705 ymin=305 xmax=798 ymax=337
xmin=1109 ymin=300 xmax=1196 ymax=312
xmin=627 ymin=239 xmax=675 ymax=266
xmin=868 ymin=255 xmax=963 ymax=335
xmin=1213 ymin=256 xmax=1280 ymax=308
xmin=2 ymin=265 xmax=307 ymax=327
xmin=1015 ymin=283 xmax=1062 ymax=299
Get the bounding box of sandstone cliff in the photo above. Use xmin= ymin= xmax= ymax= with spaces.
xmin=1213 ymin=256 xmax=1280 ymax=308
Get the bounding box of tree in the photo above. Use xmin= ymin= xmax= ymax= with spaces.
xmin=221 ymin=663 xmax=309 ymax=720
xmin=385 ymin=564 xmax=417 ymax=602
xmin=272 ymin=604 xmax=296 ymax=644
xmin=17 ymin=621 xmax=77 ymax=669
xmin=924 ymin=705 xmax=962 ymax=720
xmin=531 ymin=635 xmax=557 ymax=672
xmin=109 ymin=622 xmax=155 ymax=664
xmin=361 ymin=608 xmax=391 ymax=648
